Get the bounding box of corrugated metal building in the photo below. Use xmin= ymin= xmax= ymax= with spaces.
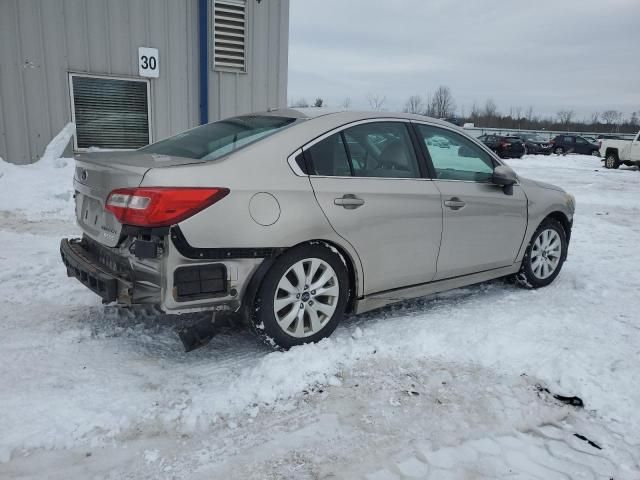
xmin=0 ymin=0 xmax=289 ymax=164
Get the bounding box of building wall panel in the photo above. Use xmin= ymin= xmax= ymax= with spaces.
xmin=0 ymin=0 xmax=288 ymax=164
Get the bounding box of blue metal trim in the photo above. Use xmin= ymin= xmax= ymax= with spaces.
xmin=198 ymin=0 xmax=209 ymax=125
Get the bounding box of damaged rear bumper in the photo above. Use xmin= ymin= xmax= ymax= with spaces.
xmin=60 ymin=238 xmax=132 ymax=303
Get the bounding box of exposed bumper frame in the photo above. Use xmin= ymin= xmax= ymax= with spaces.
xmin=60 ymin=238 xmax=131 ymax=303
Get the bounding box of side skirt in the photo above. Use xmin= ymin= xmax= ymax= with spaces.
xmin=354 ymin=264 xmax=521 ymax=315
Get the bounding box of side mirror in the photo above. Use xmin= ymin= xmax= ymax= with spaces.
xmin=492 ymin=165 xmax=517 ymax=195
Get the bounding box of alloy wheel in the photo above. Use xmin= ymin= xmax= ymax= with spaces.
xmin=530 ymin=229 xmax=562 ymax=280
xmin=605 ymin=155 xmax=617 ymax=168
xmin=273 ymin=258 xmax=340 ymax=337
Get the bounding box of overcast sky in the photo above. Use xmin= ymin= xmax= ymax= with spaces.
xmin=288 ymin=0 xmax=640 ymax=120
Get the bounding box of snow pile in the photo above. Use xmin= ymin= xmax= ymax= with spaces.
xmin=0 ymin=123 xmax=76 ymax=221
xmin=0 ymin=152 xmax=639 ymax=477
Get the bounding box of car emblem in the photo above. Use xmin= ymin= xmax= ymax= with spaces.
xmin=80 ymin=169 xmax=88 ymax=181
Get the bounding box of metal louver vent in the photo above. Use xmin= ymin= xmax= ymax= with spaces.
xmin=70 ymin=75 xmax=150 ymax=150
xmin=213 ymin=0 xmax=247 ymax=71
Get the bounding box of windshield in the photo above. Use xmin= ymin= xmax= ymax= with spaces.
xmin=140 ymin=115 xmax=297 ymax=160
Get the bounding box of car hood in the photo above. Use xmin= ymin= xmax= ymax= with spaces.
xmin=519 ymin=176 xmax=566 ymax=193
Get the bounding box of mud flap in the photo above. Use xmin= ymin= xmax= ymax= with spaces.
xmin=177 ymin=313 xmax=218 ymax=352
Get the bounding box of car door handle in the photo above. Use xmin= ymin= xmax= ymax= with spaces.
xmin=444 ymin=197 xmax=466 ymax=210
xmin=334 ymin=194 xmax=365 ymax=209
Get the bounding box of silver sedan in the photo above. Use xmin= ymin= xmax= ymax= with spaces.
xmin=61 ymin=110 xmax=575 ymax=349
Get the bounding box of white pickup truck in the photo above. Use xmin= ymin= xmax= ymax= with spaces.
xmin=600 ymin=131 xmax=640 ymax=169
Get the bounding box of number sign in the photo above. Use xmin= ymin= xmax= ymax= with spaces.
xmin=138 ymin=47 xmax=159 ymax=78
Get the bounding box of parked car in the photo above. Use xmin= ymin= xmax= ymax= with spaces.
xmin=599 ymin=130 xmax=640 ymax=169
xmin=61 ymin=110 xmax=575 ymax=350
xmin=549 ymin=135 xmax=600 ymax=156
xmin=478 ymin=134 xmax=525 ymax=158
xmin=513 ymin=133 xmax=552 ymax=155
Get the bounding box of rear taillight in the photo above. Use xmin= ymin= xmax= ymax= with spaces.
xmin=105 ymin=187 xmax=229 ymax=227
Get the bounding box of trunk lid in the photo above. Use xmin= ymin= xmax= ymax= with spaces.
xmin=73 ymin=151 xmax=203 ymax=247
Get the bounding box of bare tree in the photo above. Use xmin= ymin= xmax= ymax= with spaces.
xmin=366 ymin=93 xmax=386 ymax=111
xmin=630 ymin=111 xmax=639 ymax=127
xmin=430 ymin=86 xmax=456 ymax=118
xmin=340 ymin=97 xmax=352 ymax=110
xmin=403 ymin=95 xmax=424 ymax=114
xmin=513 ymin=106 xmax=522 ymax=120
xmin=601 ymin=110 xmax=622 ymax=131
xmin=590 ymin=112 xmax=600 ymax=124
xmin=525 ymin=106 xmax=535 ymax=123
xmin=313 ymin=97 xmax=324 ymax=108
xmin=557 ymin=110 xmax=574 ymax=129
xmin=482 ymin=98 xmax=498 ymax=120
xmin=470 ymin=101 xmax=480 ymax=122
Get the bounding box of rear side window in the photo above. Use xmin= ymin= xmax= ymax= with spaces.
xmin=343 ymin=122 xmax=420 ymax=178
xmin=306 ymin=122 xmax=421 ymax=179
xmin=305 ymin=133 xmax=352 ymax=177
xmin=140 ymin=115 xmax=297 ymax=160
xmin=562 ymin=136 xmax=574 ymax=143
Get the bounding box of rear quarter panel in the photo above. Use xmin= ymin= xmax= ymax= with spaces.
xmin=140 ymin=119 xmax=367 ymax=295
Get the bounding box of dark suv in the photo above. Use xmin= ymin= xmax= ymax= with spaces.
xmin=514 ymin=133 xmax=552 ymax=155
xmin=549 ymin=135 xmax=600 ymax=156
xmin=478 ymin=135 xmax=525 ymax=158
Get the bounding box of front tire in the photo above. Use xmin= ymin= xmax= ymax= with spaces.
xmin=604 ymin=153 xmax=620 ymax=169
xmin=554 ymin=147 xmax=564 ymax=155
xmin=515 ymin=218 xmax=567 ymax=289
xmin=250 ymin=243 xmax=349 ymax=349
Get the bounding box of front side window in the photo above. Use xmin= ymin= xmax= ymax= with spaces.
xmin=576 ymin=137 xmax=588 ymax=145
xmin=416 ymin=124 xmax=495 ymax=182
xmin=563 ymin=136 xmax=574 ymax=143
xmin=141 ymin=115 xmax=296 ymax=160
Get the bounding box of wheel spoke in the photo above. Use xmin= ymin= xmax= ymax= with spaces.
xmin=278 ymin=276 xmax=298 ymax=295
xmin=278 ymin=304 xmax=299 ymax=330
xmin=294 ymin=309 xmax=305 ymax=336
xmin=307 ymin=259 xmax=322 ymax=285
xmin=274 ymin=296 xmax=297 ymax=312
xmin=311 ymin=269 xmax=333 ymax=290
xmin=291 ymin=262 xmax=307 ymax=289
xmin=315 ymin=284 xmax=339 ymax=298
xmin=314 ymin=300 xmax=335 ymax=318
xmin=307 ymin=306 xmax=322 ymax=333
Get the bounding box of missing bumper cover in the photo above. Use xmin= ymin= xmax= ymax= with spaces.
xmin=174 ymin=264 xmax=227 ymax=301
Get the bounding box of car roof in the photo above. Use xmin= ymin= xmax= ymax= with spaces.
xmin=258 ymin=108 xmax=458 ymax=129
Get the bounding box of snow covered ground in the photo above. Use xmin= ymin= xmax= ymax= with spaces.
xmin=0 ymin=151 xmax=639 ymax=479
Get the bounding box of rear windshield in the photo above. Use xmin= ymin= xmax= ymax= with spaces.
xmin=140 ymin=115 xmax=297 ymax=160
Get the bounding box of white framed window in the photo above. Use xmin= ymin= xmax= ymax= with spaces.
xmin=68 ymin=73 xmax=152 ymax=151
xmin=212 ymin=0 xmax=247 ymax=72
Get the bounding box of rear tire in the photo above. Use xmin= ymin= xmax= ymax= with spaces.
xmin=554 ymin=147 xmax=564 ymax=155
xmin=604 ymin=153 xmax=620 ymax=169
xmin=250 ymin=243 xmax=349 ymax=349
xmin=515 ymin=218 xmax=567 ymax=289
xmin=590 ymin=150 xmax=600 ymax=157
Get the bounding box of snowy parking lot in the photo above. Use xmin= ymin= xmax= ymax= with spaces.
xmin=0 ymin=152 xmax=639 ymax=479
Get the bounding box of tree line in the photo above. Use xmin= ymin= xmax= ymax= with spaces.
xmin=290 ymin=86 xmax=639 ymax=134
